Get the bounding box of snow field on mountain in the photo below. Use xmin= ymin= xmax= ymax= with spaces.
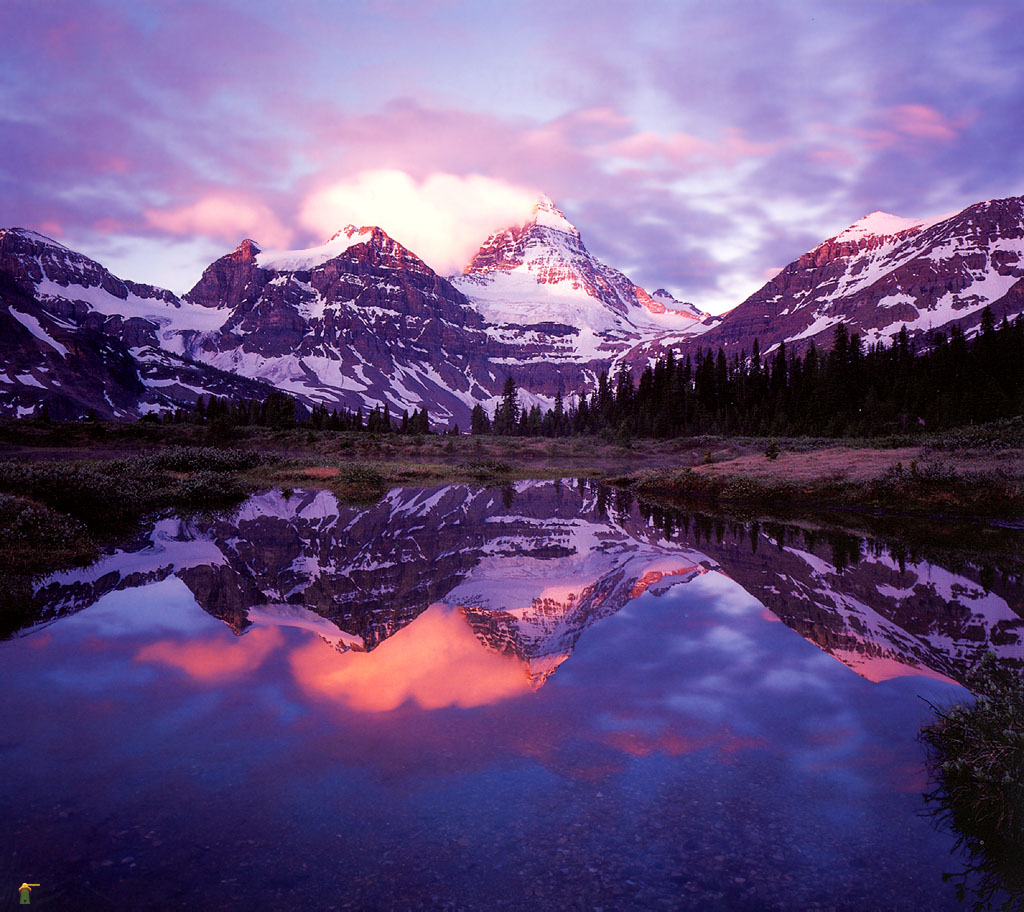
xmin=8 ymin=308 xmax=69 ymax=356
xmin=254 ymin=227 xmax=372 ymax=272
xmin=34 ymin=277 xmax=229 ymax=342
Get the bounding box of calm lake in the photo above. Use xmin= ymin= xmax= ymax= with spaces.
xmin=2 ymin=481 xmax=1022 ymax=910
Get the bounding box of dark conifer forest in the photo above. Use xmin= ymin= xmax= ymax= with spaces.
xmin=478 ymin=310 xmax=1024 ymax=438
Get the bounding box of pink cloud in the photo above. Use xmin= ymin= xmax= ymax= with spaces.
xmin=720 ymin=127 xmax=782 ymax=161
xmin=602 ymin=127 xmax=778 ymax=167
xmin=92 ymin=218 xmax=122 ymax=235
xmin=101 ymin=156 xmax=131 ymax=175
xmin=887 ymin=103 xmax=960 ymax=141
xmin=834 ymin=103 xmax=966 ymax=151
xmin=808 ymin=144 xmax=857 ymax=166
xmin=145 ymin=195 xmax=295 ymax=248
xmin=605 ymin=130 xmax=712 ymax=163
xmin=294 ymin=101 xmax=622 ymax=200
xmin=299 ymin=170 xmax=539 ymax=274
xmin=136 ymin=627 xmax=283 ymax=682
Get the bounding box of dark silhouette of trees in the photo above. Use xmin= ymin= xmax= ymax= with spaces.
xmin=471 ymin=311 xmax=1024 ymax=439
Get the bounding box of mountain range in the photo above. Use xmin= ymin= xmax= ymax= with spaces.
xmin=2 ymin=193 xmax=1022 ymax=424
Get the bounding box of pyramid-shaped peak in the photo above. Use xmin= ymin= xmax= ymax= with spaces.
xmin=529 ymin=195 xmax=579 ymax=235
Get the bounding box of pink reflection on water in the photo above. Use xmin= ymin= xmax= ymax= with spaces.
xmin=135 ymin=626 xmax=283 ymax=681
xmin=289 ymin=604 xmax=534 ymax=711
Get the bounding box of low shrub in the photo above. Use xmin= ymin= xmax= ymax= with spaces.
xmin=0 ymin=493 xmax=96 ymax=569
xmin=464 ymin=459 xmax=512 ymax=479
xmin=170 ymin=470 xmax=247 ymax=508
xmin=920 ymin=654 xmax=1024 ymax=909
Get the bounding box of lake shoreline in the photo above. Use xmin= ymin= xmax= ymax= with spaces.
xmin=1 ymin=421 xmax=1022 ymax=607
xmin=3 ymin=417 xmax=1022 ymax=512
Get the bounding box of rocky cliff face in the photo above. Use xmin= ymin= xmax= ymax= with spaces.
xmin=177 ymin=227 xmax=508 ymax=428
xmin=0 ymin=228 xmax=272 ymax=418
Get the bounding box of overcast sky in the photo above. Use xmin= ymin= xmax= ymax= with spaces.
xmin=3 ymin=0 xmax=1023 ymax=312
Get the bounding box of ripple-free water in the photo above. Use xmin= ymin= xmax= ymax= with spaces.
xmin=2 ymin=481 xmax=1021 ymax=910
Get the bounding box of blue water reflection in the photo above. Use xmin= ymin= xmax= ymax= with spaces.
xmin=2 ymin=482 xmax=1020 ymax=910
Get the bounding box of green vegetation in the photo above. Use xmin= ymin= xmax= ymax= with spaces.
xmin=0 ymin=447 xmax=272 ymax=580
xmin=921 ymin=655 xmax=1024 ymax=910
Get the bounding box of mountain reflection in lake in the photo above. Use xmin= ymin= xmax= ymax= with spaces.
xmin=2 ymin=480 xmax=1022 ymax=910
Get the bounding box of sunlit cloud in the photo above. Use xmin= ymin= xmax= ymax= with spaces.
xmin=135 ymin=627 xmax=283 ymax=681
xmin=145 ymin=195 xmax=295 ymax=249
xmin=298 ymin=170 xmax=539 ymax=275
xmin=886 ymin=104 xmax=963 ymax=142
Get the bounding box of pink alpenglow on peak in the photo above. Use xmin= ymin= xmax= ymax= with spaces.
xmin=648 ymin=288 xmax=705 ymax=321
xmin=453 ymin=195 xmax=708 ymax=353
xmin=529 ymin=195 xmax=580 ymax=236
xmin=827 ymin=208 xmax=959 ymax=247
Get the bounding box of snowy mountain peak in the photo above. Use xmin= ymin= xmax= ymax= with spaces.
xmin=830 ymin=210 xmax=928 ymax=245
xmin=828 ymin=206 xmax=960 ymax=249
xmin=453 ymin=196 xmax=709 ymax=352
xmin=255 ymin=226 xmax=375 ymax=272
xmin=327 ymin=224 xmax=374 ymax=244
xmin=0 ymin=227 xmax=70 ymax=251
xmin=528 ymin=195 xmax=579 ymax=236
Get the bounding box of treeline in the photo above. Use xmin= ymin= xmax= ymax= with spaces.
xmin=160 ymin=391 xmax=437 ymax=435
xmin=128 ymin=310 xmax=1021 ymax=440
xmin=475 ymin=310 xmax=1024 ymax=438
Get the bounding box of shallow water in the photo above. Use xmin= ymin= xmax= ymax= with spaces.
xmin=2 ymin=481 xmax=1022 ymax=910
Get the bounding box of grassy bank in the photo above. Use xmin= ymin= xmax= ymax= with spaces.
xmin=1 ymin=419 xmax=1022 ymax=588
xmin=3 ymin=418 xmax=1024 ymax=519
xmin=921 ymin=655 xmax=1024 ymax=909
xmin=628 ymin=445 xmax=1024 ymax=519
xmin=0 ymin=447 xmax=266 ymax=584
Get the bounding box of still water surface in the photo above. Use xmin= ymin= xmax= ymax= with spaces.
xmin=2 ymin=481 xmax=1022 ymax=910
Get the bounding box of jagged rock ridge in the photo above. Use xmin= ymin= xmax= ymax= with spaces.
xmin=0 ymin=228 xmax=273 ymax=419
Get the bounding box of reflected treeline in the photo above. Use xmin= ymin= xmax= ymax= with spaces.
xmin=605 ymin=482 xmax=1024 ymax=686
xmin=6 ymin=479 xmax=1024 ymax=689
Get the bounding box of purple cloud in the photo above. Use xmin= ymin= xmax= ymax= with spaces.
xmin=2 ymin=0 xmax=1023 ymax=311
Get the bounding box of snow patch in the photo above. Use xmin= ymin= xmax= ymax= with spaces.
xmin=255 ymin=226 xmax=372 ymax=272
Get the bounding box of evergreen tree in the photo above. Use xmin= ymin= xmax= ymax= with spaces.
xmin=470 ymin=403 xmax=491 ymax=435
xmin=493 ymin=376 xmax=520 ymax=436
